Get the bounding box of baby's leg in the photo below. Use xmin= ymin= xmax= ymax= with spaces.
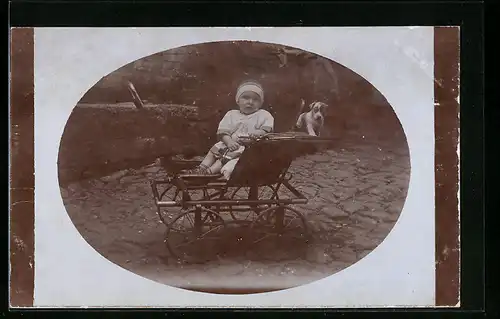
xmin=199 ymin=151 xmax=217 ymax=169
xmin=220 ymin=158 xmax=240 ymax=180
xmin=225 ymin=145 xmax=245 ymax=159
xmin=207 ymin=159 xmax=223 ymax=174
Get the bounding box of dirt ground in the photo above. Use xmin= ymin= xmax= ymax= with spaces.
xmin=61 ymin=142 xmax=410 ymax=293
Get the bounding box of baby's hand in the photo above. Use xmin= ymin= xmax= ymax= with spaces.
xmin=226 ymin=139 xmax=241 ymax=151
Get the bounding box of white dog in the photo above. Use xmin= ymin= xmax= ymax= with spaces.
xmin=294 ymin=100 xmax=328 ymax=136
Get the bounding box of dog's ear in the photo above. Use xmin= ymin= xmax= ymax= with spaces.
xmin=318 ymin=102 xmax=328 ymax=110
xmin=308 ymin=102 xmax=316 ymax=110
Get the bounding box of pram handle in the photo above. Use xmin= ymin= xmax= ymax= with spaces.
xmin=239 ymin=132 xmax=336 ymax=144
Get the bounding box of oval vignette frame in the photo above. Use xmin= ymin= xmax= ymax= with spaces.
xmin=57 ymin=40 xmax=411 ymax=295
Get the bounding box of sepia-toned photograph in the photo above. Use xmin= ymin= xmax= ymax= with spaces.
xmin=57 ymin=40 xmax=410 ymax=293
xmin=8 ymin=0 xmax=472 ymax=304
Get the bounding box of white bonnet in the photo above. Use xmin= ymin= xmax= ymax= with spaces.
xmin=235 ymin=81 xmax=264 ymax=102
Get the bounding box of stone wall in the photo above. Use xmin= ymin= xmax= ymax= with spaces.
xmin=58 ymin=102 xmax=219 ymax=186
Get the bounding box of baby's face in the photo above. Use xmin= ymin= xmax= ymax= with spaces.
xmin=237 ymin=91 xmax=263 ymax=115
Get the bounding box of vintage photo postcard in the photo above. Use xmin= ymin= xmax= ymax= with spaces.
xmin=9 ymin=26 xmax=460 ymax=308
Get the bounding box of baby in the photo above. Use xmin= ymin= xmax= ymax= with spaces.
xmin=187 ymin=80 xmax=274 ymax=179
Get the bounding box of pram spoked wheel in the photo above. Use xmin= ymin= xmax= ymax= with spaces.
xmin=248 ymin=205 xmax=311 ymax=259
xmin=165 ymin=207 xmax=226 ymax=263
xmin=228 ymin=185 xmax=279 ymax=222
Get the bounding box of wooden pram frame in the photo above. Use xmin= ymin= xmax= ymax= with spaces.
xmin=150 ymin=134 xmax=333 ymax=263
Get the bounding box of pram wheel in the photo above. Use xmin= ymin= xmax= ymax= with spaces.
xmin=248 ymin=206 xmax=311 ymax=260
xmin=165 ymin=208 xmax=226 ymax=263
xmin=228 ymin=185 xmax=280 ymax=222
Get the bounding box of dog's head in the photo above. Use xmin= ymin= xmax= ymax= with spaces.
xmin=308 ymin=101 xmax=328 ymax=121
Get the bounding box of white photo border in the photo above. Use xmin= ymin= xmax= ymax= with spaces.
xmin=33 ymin=27 xmax=435 ymax=308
